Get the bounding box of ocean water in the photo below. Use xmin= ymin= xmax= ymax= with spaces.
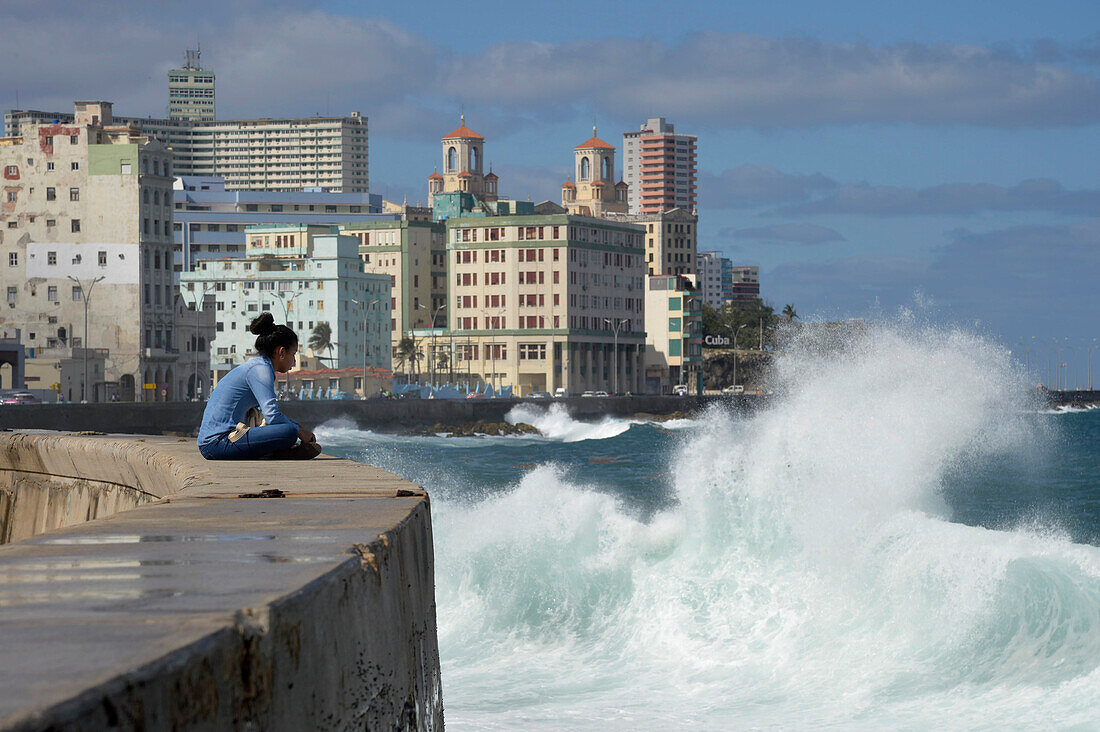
xmin=318 ymin=325 xmax=1100 ymax=730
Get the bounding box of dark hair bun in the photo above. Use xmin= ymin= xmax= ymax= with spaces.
xmin=249 ymin=312 xmax=276 ymax=336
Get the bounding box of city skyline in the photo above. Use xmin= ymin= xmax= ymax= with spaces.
xmin=1 ymin=0 xmax=1096 ymax=345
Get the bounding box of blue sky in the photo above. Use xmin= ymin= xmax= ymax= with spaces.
xmin=2 ymin=0 xmax=1097 ymax=370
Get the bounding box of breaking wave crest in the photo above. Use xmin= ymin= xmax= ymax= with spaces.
xmin=433 ymin=325 xmax=1100 ymax=729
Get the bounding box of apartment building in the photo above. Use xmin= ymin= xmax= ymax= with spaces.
xmin=729 ymin=265 xmax=761 ymax=302
xmin=168 ymin=48 xmax=215 ymax=121
xmin=172 ymin=175 xmax=388 ymax=275
xmin=445 ymin=213 xmax=646 ymax=395
xmin=696 ymin=251 xmax=730 ymax=308
xmin=338 ymin=218 xmax=448 ymax=359
xmin=6 ymin=109 xmax=369 ymax=193
xmin=179 ymin=224 xmax=391 ymax=383
xmin=0 ymin=101 xmax=179 ymax=401
xmin=622 ymin=117 xmax=697 ymax=214
xmin=644 ymin=274 xmax=703 ymax=394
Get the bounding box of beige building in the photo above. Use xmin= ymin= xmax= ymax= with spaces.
xmin=444 ymin=212 xmax=646 ymax=395
xmin=644 ymin=274 xmax=704 ymax=394
xmin=427 ymin=116 xmax=499 ymax=202
xmin=339 ymin=217 xmax=447 ymax=359
xmin=6 ymin=110 xmax=368 ymax=194
xmin=603 ymin=207 xmax=697 ymax=277
xmin=561 ymin=127 xmax=629 ymax=217
xmin=0 ymin=101 xmax=179 ymax=401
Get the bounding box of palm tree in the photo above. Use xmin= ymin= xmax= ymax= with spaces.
xmin=309 ymin=322 xmax=334 ymax=364
xmin=396 ymin=337 xmax=419 ymax=381
xmin=782 ymin=304 xmax=798 ymax=323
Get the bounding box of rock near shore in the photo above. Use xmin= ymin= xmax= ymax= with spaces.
xmin=403 ymin=421 xmax=540 ymax=438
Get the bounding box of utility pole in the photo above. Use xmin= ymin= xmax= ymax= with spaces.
xmin=603 ymin=318 xmax=628 ymax=395
xmin=68 ymin=275 xmax=104 ymax=403
xmin=730 ymin=323 xmax=747 ymax=390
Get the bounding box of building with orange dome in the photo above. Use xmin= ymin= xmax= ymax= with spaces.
xmin=427 ymin=116 xmax=499 ymax=203
xmin=561 ymin=127 xmax=629 ymax=217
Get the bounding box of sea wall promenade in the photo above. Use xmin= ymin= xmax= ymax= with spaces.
xmin=0 ymin=432 xmax=443 ymax=730
xmin=0 ymin=395 xmax=728 ymax=435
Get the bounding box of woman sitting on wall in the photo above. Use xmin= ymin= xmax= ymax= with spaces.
xmin=197 ymin=313 xmax=321 ymax=460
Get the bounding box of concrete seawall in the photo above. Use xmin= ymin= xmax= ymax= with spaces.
xmin=0 ymin=394 xmax=735 ymax=435
xmin=0 ymin=432 xmax=443 ymax=730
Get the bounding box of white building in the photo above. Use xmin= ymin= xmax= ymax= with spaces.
xmin=621 ymin=117 xmax=698 ymax=214
xmin=179 ymin=225 xmax=392 ymax=383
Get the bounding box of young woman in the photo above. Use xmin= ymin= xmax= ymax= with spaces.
xmin=197 ymin=313 xmax=321 ymax=460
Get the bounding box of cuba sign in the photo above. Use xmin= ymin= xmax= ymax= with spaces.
xmin=704 ymin=335 xmax=731 ymax=347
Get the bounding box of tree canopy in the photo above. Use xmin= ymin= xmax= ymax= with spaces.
xmin=701 ymin=299 xmax=782 ymax=351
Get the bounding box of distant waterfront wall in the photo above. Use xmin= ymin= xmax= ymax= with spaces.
xmin=0 ymin=394 xmax=738 ymax=435
xmin=0 ymin=433 xmax=443 ymax=730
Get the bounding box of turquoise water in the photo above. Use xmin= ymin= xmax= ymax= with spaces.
xmin=320 ymin=326 xmax=1100 ymax=730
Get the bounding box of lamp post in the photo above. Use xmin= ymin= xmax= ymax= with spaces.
xmin=264 ymin=290 xmax=302 ymax=323
xmin=352 ymin=298 xmax=381 ymax=398
xmin=603 ymin=318 xmax=628 ymax=395
xmin=67 ymin=275 xmax=104 ymax=403
xmin=480 ymin=307 xmax=504 ymax=392
xmin=730 ymin=323 xmax=747 ymax=390
xmin=418 ymin=302 xmax=447 ymax=388
xmin=1088 ymin=338 xmax=1096 ymax=392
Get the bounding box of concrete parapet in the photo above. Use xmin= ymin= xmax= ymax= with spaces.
xmin=0 ymin=433 xmax=443 ymax=731
xmin=0 ymin=394 xmax=734 ymax=435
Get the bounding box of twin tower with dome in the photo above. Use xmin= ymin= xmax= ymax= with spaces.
xmin=427 ymin=116 xmax=628 ymax=217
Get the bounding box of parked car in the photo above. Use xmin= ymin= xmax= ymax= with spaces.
xmin=672 ymin=385 xmax=688 ymax=396
xmin=721 ymin=385 xmax=745 ymax=395
xmin=594 ymin=390 xmax=610 ymax=398
xmin=1 ymin=392 xmax=41 ymax=404
xmin=554 ymin=387 xmax=568 ymax=398
xmin=528 ymin=391 xmax=551 ymax=399
xmin=581 ymin=390 xmax=597 ymax=398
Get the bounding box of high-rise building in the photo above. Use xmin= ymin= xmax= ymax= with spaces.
xmin=179 ymin=224 xmax=392 ymax=383
xmin=695 ymin=252 xmax=761 ymax=308
xmin=5 ymin=109 xmax=369 ymax=193
xmin=168 ymin=48 xmax=215 ymax=121
xmin=0 ymin=101 xmax=180 ymax=401
xmin=622 ymin=117 xmax=697 ymax=214
xmin=560 ymin=127 xmax=629 ymax=218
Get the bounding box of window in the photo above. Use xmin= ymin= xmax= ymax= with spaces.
xmin=71 ymin=162 xmax=79 ymax=171
xmin=5 ymin=191 xmax=15 ymax=203
xmin=71 ymin=219 xmax=81 ymax=233
xmin=447 ymin=146 xmax=457 ymax=171
xmin=47 ymin=286 xmax=57 ymax=302
xmin=3 ymin=165 xmax=16 ymax=176
xmin=98 ymin=250 xmax=107 ymax=266
xmin=46 ymin=219 xmax=56 ymax=228
xmin=120 ymin=163 xmax=131 ymax=175
xmin=70 ymin=135 xmax=78 ymax=144
xmin=72 ymin=286 xmax=82 ymax=301
xmin=6 ymin=286 xmax=16 ymax=303
xmin=69 ymin=187 xmax=79 ymax=202
xmin=46 ymin=162 xmax=54 ymax=171
xmin=8 ymin=252 xmax=17 ymax=266
xmin=47 ymin=251 xmax=57 ymax=265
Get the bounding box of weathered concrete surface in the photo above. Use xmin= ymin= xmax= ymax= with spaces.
xmin=0 ymin=394 xmax=740 ymax=435
xmin=0 ymin=432 xmax=443 ymax=731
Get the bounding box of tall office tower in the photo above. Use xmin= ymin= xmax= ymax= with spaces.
xmin=168 ymin=48 xmax=216 ymax=121
xmin=622 ymin=117 xmax=697 ymax=214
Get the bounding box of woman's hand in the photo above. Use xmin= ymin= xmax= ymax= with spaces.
xmin=298 ymin=426 xmax=316 ymax=444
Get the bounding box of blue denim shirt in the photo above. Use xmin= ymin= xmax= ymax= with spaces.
xmin=197 ymin=356 xmax=298 ymax=447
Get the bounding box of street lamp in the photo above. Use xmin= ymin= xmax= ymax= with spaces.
xmin=480 ymin=307 xmax=504 ymax=391
xmin=67 ymin=275 xmax=104 ymax=403
xmin=604 ymin=318 xmax=629 ymax=395
xmin=264 ymin=290 xmax=302 ymax=323
xmin=730 ymin=323 xmax=747 ymax=391
xmin=352 ymin=298 xmax=381 ymax=398
xmin=418 ymin=302 xmax=447 ymax=388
